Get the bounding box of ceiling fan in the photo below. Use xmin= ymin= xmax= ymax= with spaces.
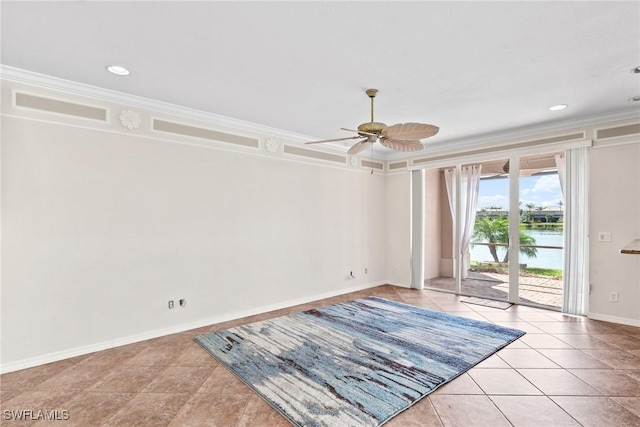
xmin=306 ymin=89 xmax=439 ymax=155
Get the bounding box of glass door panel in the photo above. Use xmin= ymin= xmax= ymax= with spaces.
xmin=517 ymin=153 xmax=564 ymax=310
xmin=463 ymin=160 xmax=509 ymax=302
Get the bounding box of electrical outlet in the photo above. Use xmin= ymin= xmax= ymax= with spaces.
xmin=609 ymin=292 xmax=619 ymax=303
xmin=168 ymin=300 xmax=175 ymax=309
xmin=598 ymin=232 xmax=612 ymax=242
xmin=364 ymin=268 xmax=368 ymax=275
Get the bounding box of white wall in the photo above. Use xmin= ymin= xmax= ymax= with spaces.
xmin=385 ymin=173 xmax=411 ymax=286
xmin=1 ymin=111 xmax=387 ymax=370
xmin=589 ymin=140 xmax=640 ymax=324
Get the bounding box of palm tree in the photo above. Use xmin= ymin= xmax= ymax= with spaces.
xmin=472 ymin=216 xmax=537 ymax=263
xmin=524 ymin=202 xmax=536 ymax=222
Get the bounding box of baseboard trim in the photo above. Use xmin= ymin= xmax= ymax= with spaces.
xmin=384 ymin=282 xmax=411 ymax=289
xmin=0 ymin=281 xmax=388 ymax=374
xmin=588 ymin=312 xmax=640 ymax=327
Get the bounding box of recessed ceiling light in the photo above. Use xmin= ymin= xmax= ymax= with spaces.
xmin=106 ymin=65 xmax=130 ymax=76
xmin=549 ymin=104 xmax=568 ymax=111
xmin=630 ymin=66 xmax=640 ymax=74
xmin=628 ymin=95 xmax=640 ymax=102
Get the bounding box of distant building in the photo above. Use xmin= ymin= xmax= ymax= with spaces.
xmin=476 ymin=209 xmax=564 ymax=223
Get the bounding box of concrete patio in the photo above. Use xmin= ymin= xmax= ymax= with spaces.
xmin=424 ymin=271 xmax=563 ymax=310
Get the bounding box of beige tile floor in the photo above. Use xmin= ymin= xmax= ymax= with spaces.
xmin=1 ymin=284 xmax=639 ymax=426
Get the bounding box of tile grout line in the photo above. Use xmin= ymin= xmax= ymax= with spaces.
xmin=425 ymin=396 xmax=446 ymax=427
xmin=484 ymin=347 xmax=588 ymax=426
xmin=505 ymin=330 xmax=626 ymax=427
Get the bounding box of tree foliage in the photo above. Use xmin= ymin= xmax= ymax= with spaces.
xmin=472 ymin=216 xmax=537 ymax=263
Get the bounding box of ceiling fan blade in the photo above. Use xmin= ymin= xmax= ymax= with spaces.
xmin=305 ymin=135 xmax=362 ymax=144
xmin=340 ymin=127 xmax=378 ymax=137
xmin=379 ymin=138 xmax=425 ymax=152
xmin=347 ymin=139 xmax=372 ymax=155
xmin=381 ymin=123 xmax=439 ymax=141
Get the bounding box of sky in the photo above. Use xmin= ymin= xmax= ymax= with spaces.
xmin=476 ymin=173 xmax=564 ymax=210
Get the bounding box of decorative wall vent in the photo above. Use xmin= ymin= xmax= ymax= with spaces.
xmin=412 ymin=157 xmax=432 ymax=165
xmin=362 ymin=160 xmax=384 ymax=170
xmin=389 ymin=161 xmax=407 ymax=170
xmin=524 ymin=132 xmax=586 ymax=146
xmin=153 ymin=119 xmax=259 ymax=148
xmin=15 ymin=92 xmax=107 ymax=121
xmin=283 ymin=145 xmax=346 ymax=164
xmin=596 ymin=123 xmax=640 ymax=140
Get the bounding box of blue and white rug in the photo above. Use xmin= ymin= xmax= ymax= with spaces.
xmin=195 ymin=296 xmax=525 ymax=426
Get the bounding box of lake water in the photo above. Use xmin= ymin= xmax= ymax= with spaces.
xmin=470 ymin=229 xmax=564 ymax=270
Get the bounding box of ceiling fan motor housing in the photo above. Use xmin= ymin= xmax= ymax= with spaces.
xmin=357 ymin=121 xmax=386 ymax=136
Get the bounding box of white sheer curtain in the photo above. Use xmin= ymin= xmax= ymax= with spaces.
xmin=562 ymin=148 xmax=589 ymax=315
xmin=445 ymin=165 xmax=482 ymax=279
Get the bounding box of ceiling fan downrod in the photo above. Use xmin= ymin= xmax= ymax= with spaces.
xmin=366 ymin=88 xmax=378 ymax=123
xmin=358 ymin=89 xmax=386 ymax=136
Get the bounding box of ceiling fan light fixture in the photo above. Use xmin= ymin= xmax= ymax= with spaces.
xmin=549 ymin=104 xmax=568 ymax=111
xmin=106 ymin=65 xmax=130 ymax=76
xmin=305 ymin=88 xmax=439 ymax=154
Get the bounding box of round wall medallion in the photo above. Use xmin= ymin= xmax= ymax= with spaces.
xmin=119 ymin=109 xmax=141 ymax=130
xmin=264 ymin=138 xmax=279 ymax=153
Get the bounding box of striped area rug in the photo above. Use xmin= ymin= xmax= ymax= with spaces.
xmin=195 ymin=297 xmax=525 ymax=426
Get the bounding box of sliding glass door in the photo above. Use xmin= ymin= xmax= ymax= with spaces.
xmin=517 ymin=153 xmax=564 ymax=310
xmin=462 ymin=159 xmax=510 ymax=303
xmin=422 ymin=151 xmax=565 ymax=310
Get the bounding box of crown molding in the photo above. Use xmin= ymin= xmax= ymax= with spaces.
xmin=3 ymin=65 xmax=638 ymax=163
xmin=0 ymin=66 xmax=389 ymax=160
xmin=0 ymin=65 xmax=323 ymax=144
xmin=385 ymin=107 xmax=640 ymax=162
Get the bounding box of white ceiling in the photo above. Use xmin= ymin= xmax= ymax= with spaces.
xmin=2 ymin=1 xmax=640 ymax=157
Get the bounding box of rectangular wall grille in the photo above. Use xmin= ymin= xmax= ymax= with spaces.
xmin=389 ymin=161 xmax=407 ymax=170
xmin=15 ymin=92 xmax=107 ymax=121
xmin=362 ymin=160 xmax=384 ymax=170
xmin=153 ymin=119 xmax=259 ymax=148
xmin=283 ymin=145 xmax=346 ymax=164
xmin=597 ymin=124 xmax=640 ymax=140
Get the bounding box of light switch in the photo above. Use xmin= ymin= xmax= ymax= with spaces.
xmin=598 ymin=232 xmax=612 ymax=242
